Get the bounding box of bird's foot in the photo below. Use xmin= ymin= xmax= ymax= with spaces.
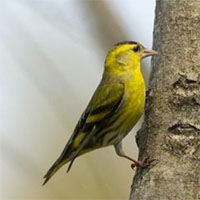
xmin=131 ymin=157 xmax=156 ymax=170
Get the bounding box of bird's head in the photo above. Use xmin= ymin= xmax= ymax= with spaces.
xmin=104 ymin=41 xmax=157 ymax=74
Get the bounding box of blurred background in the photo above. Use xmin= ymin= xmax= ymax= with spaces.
xmin=0 ymin=0 xmax=155 ymax=199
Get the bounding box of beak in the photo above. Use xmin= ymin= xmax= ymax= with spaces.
xmin=142 ymin=49 xmax=158 ymax=59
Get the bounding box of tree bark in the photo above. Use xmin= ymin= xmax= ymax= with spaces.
xmin=130 ymin=0 xmax=200 ymax=199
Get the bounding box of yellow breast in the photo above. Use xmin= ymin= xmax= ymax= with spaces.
xmin=120 ymin=68 xmax=145 ymax=134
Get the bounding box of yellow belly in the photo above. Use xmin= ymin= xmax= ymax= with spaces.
xmin=117 ymin=70 xmax=145 ymax=137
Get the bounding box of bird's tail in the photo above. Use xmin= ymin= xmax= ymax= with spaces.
xmin=43 ymin=157 xmax=67 ymax=185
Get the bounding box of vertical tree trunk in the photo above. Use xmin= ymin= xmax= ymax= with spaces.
xmin=130 ymin=0 xmax=200 ymax=199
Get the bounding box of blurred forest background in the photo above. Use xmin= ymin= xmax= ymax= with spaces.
xmin=0 ymin=0 xmax=155 ymax=199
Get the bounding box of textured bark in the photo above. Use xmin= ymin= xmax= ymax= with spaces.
xmin=130 ymin=0 xmax=200 ymax=199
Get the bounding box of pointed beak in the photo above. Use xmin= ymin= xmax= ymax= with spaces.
xmin=142 ymin=49 xmax=158 ymax=59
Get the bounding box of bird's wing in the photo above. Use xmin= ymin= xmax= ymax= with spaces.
xmin=65 ymin=81 xmax=125 ymax=170
xmin=43 ymin=81 xmax=124 ymax=184
xmin=65 ymin=81 xmax=125 ymax=155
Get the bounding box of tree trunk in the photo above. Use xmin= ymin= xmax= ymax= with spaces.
xmin=130 ymin=0 xmax=200 ymax=199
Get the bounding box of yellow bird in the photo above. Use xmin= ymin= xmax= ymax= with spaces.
xmin=43 ymin=41 xmax=157 ymax=185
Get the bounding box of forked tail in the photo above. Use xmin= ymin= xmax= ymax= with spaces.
xmin=43 ymin=158 xmax=66 ymax=185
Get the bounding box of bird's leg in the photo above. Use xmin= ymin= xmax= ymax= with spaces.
xmin=130 ymin=156 xmax=156 ymax=170
xmin=114 ymin=142 xmax=154 ymax=169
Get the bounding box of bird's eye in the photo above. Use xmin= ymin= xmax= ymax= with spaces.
xmin=133 ymin=45 xmax=140 ymax=52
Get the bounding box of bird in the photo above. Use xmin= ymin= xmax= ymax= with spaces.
xmin=43 ymin=41 xmax=158 ymax=185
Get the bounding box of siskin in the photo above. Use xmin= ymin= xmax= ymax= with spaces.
xmin=43 ymin=41 xmax=157 ymax=185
